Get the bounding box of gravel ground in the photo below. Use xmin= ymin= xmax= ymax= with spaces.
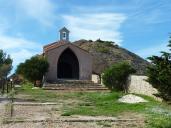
xmin=13 ymin=105 xmax=55 ymax=120
xmin=0 ymin=102 xmax=145 ymax=128
xmin=0 ymin=96 xmax=9 ymax=124
xmin=1 ymin=121 xmax=144 ymax=128
xmin=0 ymin=96 xmax=145 ymax=128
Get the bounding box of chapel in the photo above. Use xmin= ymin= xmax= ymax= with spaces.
xmin=43 ymin=27 xmax=92 ymax=82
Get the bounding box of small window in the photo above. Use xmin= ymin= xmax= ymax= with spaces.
xmin=63 ymin=32 xmax=66 ymax=38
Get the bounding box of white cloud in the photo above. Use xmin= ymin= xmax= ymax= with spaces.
xmin=0 ymin=2 xmax=42 ymax=71
xmin=11 ymin=49 xmax=37 ymax=66
xmin=136 ymin=42 xmax=169 ymax=58
xmin=63 ymin=13 xmax=126 ymax=45
xmin=15 ymin=0 xmax=56 ymax=26
xmin=128 ymin=1 xmax=171 ymax=24
xmin=0 ymin=35 xmax=40 ymax=50
xmin=0 ymin=34 xmax=42 ymax=71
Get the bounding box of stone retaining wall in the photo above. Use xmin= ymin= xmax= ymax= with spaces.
xmin=128 ymin=75 xmax=158 ymax=96
xmin=92 ymin=74 xmax=158 ymax=97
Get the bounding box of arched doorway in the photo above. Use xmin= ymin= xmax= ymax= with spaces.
xmin=57 ymin=48 xmax=79 ymax=79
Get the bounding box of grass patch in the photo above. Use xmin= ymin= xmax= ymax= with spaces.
xmin=15 ymin=83 xmax=60 ymax=102
xmin=146 ymin=114 xmax=171 ymax=128
xmin=15 ymin=84 xmax=160 ymax=116
xmin=60 ymin=92 xmax=160 ymax=116
xmin=14 ymin=83 xmax=171 ymax=127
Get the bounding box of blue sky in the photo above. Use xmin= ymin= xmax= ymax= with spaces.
xmin=0 ymin=0 xmax=171 ymax=71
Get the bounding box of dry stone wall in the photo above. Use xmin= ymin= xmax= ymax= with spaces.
xmin=128 ymin=75 xmax=158 ymax=96
xmin=92 ymin=74 xmax=158 ymax=97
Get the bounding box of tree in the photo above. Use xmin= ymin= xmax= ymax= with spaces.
xmin=102 ymin=61 xmax=136 ymax=92
xmin=0 ymin=50 xmax=13 ymax=79
xmin=147 ymin=37 xmax=171 ymax=100
xmin=16 ymin=55 xmax=49 ymax=86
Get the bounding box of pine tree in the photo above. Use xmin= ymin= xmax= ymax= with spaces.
xmin=147 ymin=37 xmax=171 ymax=100
xmin=0 ymin=50 xmax=12 ymax=79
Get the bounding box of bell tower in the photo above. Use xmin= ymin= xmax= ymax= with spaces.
xmin=59 ymin=27 xmax=70 ymax=41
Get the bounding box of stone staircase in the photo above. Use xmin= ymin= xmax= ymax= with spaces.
xmin=43 ymin=80 xmax=109 ymax=91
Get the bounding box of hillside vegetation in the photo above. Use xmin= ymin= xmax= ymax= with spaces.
xmin=73 ymin=39 xmax=149 ymax=75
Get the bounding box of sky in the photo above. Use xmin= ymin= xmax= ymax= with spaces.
xmin=0 ymin=0 xmax=171 ymax=72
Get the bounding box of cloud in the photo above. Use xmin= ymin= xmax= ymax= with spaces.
xmin=136 ymin=42 xmax=169 ymax=58
xmin=128 ymin=1 xmax=171 ymax=24
xmin=11 ymin=49 xmax=37 ymax=67
xmin=63 ymin=13 xmax=126 ymax=45
xmin=0 ymin=1 xmax=45 ymax=73
xmin=0 ymin=34 xmax=42 ymax=71
xmin=15 ymin=0 xmax=56 ymax=26
xmin=0 ymin=0 xmax=55 ymax=73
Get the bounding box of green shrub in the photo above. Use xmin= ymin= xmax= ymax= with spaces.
xmin=94 ymin=43 xmax=110 ymax=53
xmin=102 ymin=62 xmax=136 ymax=92
xmin=95 ymin=39 xmax=120 ymax=53
xmin=96 ymin=46 xmax=110 ymax=53
xmin=16 ymin=55 xmax=49 ymax=86
xmin=96 ymin=39 xmax=114 ymax=47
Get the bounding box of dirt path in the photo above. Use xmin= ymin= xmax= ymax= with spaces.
xmin=1 ymin=121 xmax=145 ymax=128
xmin=0 ymin=95 xmax=9 ymax=124
xmin=0 ymin=92 xmax=146 ymax=128
xmin=0 ymin=99 xmax=145 ymax=128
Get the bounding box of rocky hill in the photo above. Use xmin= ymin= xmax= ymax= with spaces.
xmin=73 ymin=39 xmax=150 ymax=75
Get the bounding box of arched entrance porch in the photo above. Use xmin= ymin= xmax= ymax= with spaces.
xmin=57 ymin=48 xmax=79 ymax=79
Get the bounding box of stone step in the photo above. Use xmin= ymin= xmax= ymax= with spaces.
xmin=43 ymin=85 xmax=109 ymax=91
xmin=44 ymin=86 xmax=106 ymax=88
xmin=43 ymin=85 xmax=108 ymax=88
xmin=43 ymin=85 xmax=107 ymax=88
xmin=44 ymin=84 xmax=103 ymax=87
xmin=43 ymin=80 xmax=109 ymax=91
xmin=43 ymin=87 xmax=109 ymax=91
xmin=52 ymin=79 xmax=94 ymax=84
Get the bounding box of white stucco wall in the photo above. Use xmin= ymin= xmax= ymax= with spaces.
xmin=91 ymin=74 xmax=100 ymax=83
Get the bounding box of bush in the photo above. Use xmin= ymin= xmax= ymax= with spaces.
xmin=147 ymin=37 xmax=171 ymax=101
xmin=16 ymin=55 xmax=49 ymax=86
xmin=94 ymin=42 xmax=110 ymax=53
xmin=96 ymin=39 xmax=115 ymax=47
xmin=102 ymin=62 xmax=136 ymax=92
xmin=95 ymin=45 xmax=110 ymax=53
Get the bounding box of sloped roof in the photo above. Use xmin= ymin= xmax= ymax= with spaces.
xmin=43 ymin=41 xmax=90 ymax=54
xmin=59 ymin=27 xmax=70 ymax=33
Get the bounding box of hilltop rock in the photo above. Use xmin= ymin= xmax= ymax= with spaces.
xmin=73 ymin=39 xmax=149 ymax=75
